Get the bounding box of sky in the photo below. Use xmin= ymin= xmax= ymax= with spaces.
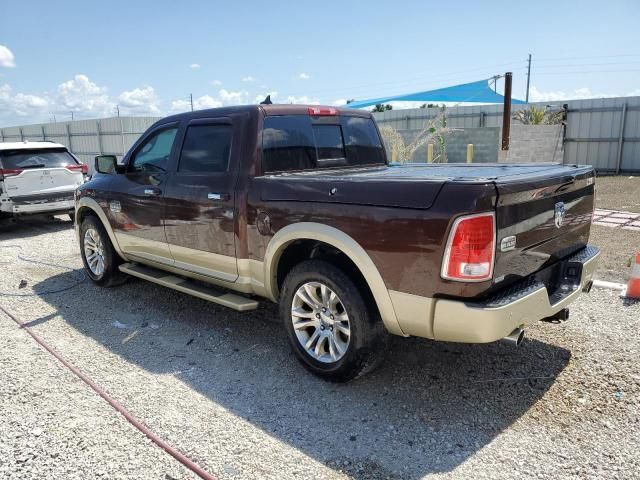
xmin=1 ymin=0 xmax=639 ymax=127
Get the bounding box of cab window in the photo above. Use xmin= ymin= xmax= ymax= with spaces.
xmin=130 ymin=127 xmax=178 ymax=172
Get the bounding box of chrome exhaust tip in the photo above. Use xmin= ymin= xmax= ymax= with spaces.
xmin=501 ymin=327 xmax=525 ymax=347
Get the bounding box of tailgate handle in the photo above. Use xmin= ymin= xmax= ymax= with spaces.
xmin=144 ymin=188 xmax=162 ymax=196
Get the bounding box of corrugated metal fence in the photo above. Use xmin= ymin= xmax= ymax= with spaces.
xmin=0 ymin=117 xmax=161 ymax=170
xmin=372 ymin=96 xmax=640 ymax=173
xmin=1 ymin=95 xmax=639 ymax=173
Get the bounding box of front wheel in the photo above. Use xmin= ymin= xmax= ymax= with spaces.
xmin=80 ymin=215 xmax=124 ymax=287
xmin=280 ymin=259 xmax=389 ymax=382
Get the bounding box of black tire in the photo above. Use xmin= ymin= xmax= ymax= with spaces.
xmin=79 ymin=215 xmax=124 ymax=287
xmin=280 ymin=259 xmax=389 ymax=382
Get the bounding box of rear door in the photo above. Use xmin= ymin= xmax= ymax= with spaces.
xmin=107 ymin=124 xmax=179 ymax=265
xmin=0 ymin=148 xmax=84 ymax=202
xmin=162 ymin=117 xmax=239 ymax=282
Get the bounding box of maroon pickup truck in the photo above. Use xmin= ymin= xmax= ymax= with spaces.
xmin=75 ymin=104 xmax=599 ymax=381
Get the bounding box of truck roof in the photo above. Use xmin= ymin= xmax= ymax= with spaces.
xmin=0 ymin=141 xmax=67 ymax=151
xmin=158 ymin=104 xmax=371 ymax=125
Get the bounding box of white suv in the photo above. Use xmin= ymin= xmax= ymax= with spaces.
xmin=0 ymin=141 xmax=87 ymax=220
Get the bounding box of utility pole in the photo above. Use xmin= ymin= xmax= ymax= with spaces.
xmin=70 ymin=111 xmax=74 ymax=121
xmin=501 ymin=72 xmax=513 ymax=152
xmin=115 ymin=104 xmax=120 ymax=117
xmin=525 ymin=53 xmax=532 ymax=103
xmin=189 ymin=93 xmax=194 ymax=112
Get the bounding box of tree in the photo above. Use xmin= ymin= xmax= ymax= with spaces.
xmin=513 ymin=105 xmax=564 ymax=125
xmin=372 ymin=104 xmax=393 ymax=112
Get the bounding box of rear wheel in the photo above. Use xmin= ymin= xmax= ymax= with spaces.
xmin=280 ymin=259 xmax=389 ymax=382
xmin=80 ymin=215 xmax=124 ymax=286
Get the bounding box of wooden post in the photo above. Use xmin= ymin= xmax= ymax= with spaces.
xmin=427 ymin=144 xmax=434 ymax=163
xmin=501 ymin=72 xmax=512 ymax=151
xmin=466 ymin=144 xmax=474 ymax=163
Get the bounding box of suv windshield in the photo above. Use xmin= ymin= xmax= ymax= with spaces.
xmin=262 ymin=115 xmax=386 ymax=173
xmin=0 ymin=148 xmax=78 ymax=169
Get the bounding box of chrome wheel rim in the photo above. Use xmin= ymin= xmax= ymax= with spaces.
xmin=83 ymin=228 xmax=105 ymax=276
xmin=291 ymin=281 xmax=351 ymax=363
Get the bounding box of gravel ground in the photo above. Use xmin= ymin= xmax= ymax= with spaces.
xmin=595 ymin=175 xmax=640 ymax=212
xmin=588 ymin=225 xmax=637 ymax=283
xmin=0 ymin=216 xmax=638 ymax=480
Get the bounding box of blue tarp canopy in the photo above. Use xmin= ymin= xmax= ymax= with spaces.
xmin=345 ymin=78 xmax=526 ymax=109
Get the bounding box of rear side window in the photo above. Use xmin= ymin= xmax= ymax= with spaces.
xmin=0 ymin=148 xmax=77 ymax=169
xmin=179 ymin=124 xmax=232 ymax=173
xmin=262 ymin=115 xmax=385 ymax=173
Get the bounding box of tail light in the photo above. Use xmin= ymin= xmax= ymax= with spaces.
xmin=441 ymin=212 xmax=496 ymax=282
xmin=0 ymin=168 xmax=23 ymax=178
xmin=66 ymin=163 xmax=89 ymax=174
xmin=308 ymin=107 xmax=337 ymax=116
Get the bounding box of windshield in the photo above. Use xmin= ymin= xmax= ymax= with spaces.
xmin=0 ymin=148 xmax=78 ymax=169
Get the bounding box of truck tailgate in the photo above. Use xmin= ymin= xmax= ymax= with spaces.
xmin=493 ymin=165 xmax=595 ymax=283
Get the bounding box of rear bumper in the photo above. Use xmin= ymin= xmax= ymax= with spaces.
xmin=431 ymin=245 xmax=600 ymax=343
xmin=1 ymin=192 xmax=75 ymax=214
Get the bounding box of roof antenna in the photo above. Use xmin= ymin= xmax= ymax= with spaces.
xmin=260 ymin=95 xmax=273 ymax=105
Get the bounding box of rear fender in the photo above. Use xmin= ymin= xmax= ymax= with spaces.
xmin=263 ymin=222 xmax=405 ymax=336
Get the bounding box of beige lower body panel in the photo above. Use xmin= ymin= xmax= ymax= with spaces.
xmin=390 ymin=250 xmax=599 ymax=344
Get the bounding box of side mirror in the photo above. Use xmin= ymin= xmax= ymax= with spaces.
xmin=95 ymin=155 xmax=118 ymax=174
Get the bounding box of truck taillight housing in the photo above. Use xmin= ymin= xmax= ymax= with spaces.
xmin=66 ymin=163 xmax=89 ymax=174
xmin=441 ymin=212 xmax=496 ymax=282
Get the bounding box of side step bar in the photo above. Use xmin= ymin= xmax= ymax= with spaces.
xmin=118 ymin=263 xmax=259 ymax=312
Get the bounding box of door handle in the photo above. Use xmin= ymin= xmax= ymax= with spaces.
xmin=208 ymin=192 xmax=230 ymax=201
xmin=144 ymin=188 xmax=162 ymax=196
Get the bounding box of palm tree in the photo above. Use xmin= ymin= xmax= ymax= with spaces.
xmin=513 ymin=105 xmax=564 ymax=125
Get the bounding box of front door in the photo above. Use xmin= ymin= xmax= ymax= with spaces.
xmin=108 ymin=124 xmax=179 ymax=265
xmin=163 ymin=118 xmax=238 ymax=282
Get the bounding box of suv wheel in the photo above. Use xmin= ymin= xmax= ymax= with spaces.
xmin=280 ymin=259 xmax=389 ymax=382
xmin=80 ymin=215 xmax=123 ymax=286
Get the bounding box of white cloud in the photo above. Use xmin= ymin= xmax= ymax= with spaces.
xmin=211 ymin=79 xmax=222 ymax=86
xmin=170 ymin=89 xmax=250 ymax=113
xmin=298 ymin=73 xmax=310 ymax=80
xmin=241 ymin=75 xmax=256 ymax=82
xmin=528 ymin=86 xmax=619 ymax=102
xmin=118 ymin=86 xmax=161 ymax=116
xmin=190 ymin=63 xmax=201 ymax=69
xmin=332 ymin=98 xmax=347 ymax=106
xmin=55 ymin=74 xmax=113 ymax=117
xmin=283 ymin=95 xmax=320 ymax=105
xmin=0 ymin=46 xmax=16 ymax=68
xmin=0 ymin=84 xmax=48 ymax=122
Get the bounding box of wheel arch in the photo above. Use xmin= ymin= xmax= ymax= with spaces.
xmin=263 ymin=222 xmax=405 ymax=336
xmin=75 ymin=197 xmax=126 ymax=260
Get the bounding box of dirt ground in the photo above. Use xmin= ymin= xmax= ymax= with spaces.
xmin=595 ymin=175 xmax=640 ymax=212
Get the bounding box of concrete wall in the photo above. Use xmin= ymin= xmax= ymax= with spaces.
xmin=503 ymin=125 xmax=564 ymax=163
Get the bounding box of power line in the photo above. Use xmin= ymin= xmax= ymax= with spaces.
xmin=534 ymin=53 xmax=640 ymax=61
xmin=534 ymin=68 xmax=640 ymax=76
